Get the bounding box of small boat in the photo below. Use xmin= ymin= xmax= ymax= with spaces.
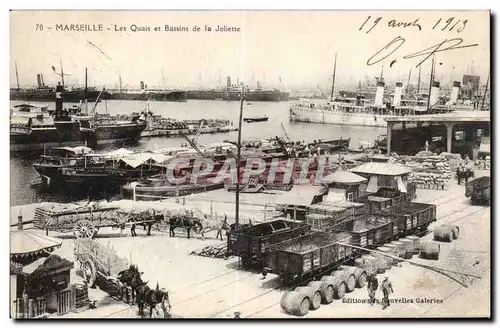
xmin=243 ymin=116 xmax=269 ymax=123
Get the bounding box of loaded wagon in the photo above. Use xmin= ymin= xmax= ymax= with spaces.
xmin=374 ymin=202 xmax=437 ymax=237
xmin=227 ymin=219 xmax=311 ymax=269
xmin=33 ymin=203 xmax=161 ymax=239
xmin=465 ymin=176 xmax=491 ymax=205
xmin=331 ymin=215 xmax=395 ymax=248
xmin=264 ymin=232 xmax=355 ymax=284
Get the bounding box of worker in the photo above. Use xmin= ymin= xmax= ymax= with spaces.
xmin=367 ymin=272 xmax=378 ymax=306
xmin=380 ymin=276 xmax=393 ymax=310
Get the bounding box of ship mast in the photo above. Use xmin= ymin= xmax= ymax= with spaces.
xmin=60 ymin=58 xmax=65 ymax=88
xmin=481 ymin=73 xmax=490 ymax=110
xmin=406 ymin=67 xmax=412 ymax=94
xmin=417 ymin=65 xmax=422 ymax=94
xmin=119 ymin=72 xmax=123 ymax=92
xmin=15 ymin=61 xmax=20 ymax=90
xmin=330 ymin=52 xmax=337 ymax=101
xmin=85 ymin=67 xmax=88 ymax=114
xmin=235 ymin=84 xmax=245 ymax=232
xmin=426 ymin=55 xmax=436 ymax=111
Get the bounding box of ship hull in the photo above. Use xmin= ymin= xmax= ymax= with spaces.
xmin=186 ymin=90 xmax=289 ymax=102
xmin=108 ymin=91 xmax=187 ymax=102
xmin=121 ymin=182 xmax=225 ymax=201
xmin=10 ymin=89 xmax=109 ymax=102
xmin=94 ymin=122 xmax=147 ymax=144
xmin=290 ymin=107 xmax=390 ymax=128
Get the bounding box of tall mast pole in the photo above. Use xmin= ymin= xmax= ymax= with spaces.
xmin=406 ymin=67 xmax=412 ymax=94
xmin=417 ymin=65 xmax=422 ymax=94
xmin=60 ymin=58 xmax=65 ymax=88
xmin=119 ymin=72 xmax=122 ymax=92
xmin=15 ymin=61 xmax=20 ymax=90
xmin=235 ymin=84 xmax=244 ymax=231
xmin=481 ymin=73 xmax=490 ymax=110
xmin=85 ymin=67 xmax=88 ymax=114
xmin=380 ymin=65 xmax=384 ymax=82
xmin=330 ymin=52 xmax=337 ymax=101
xmin=426 ymin=55 xmax=435 ymax=111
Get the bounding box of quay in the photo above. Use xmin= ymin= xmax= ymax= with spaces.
xmin=10 ymin=168 xmax=490 ymax=318
xmin=384 ymin=111 xmax=490 ymax=157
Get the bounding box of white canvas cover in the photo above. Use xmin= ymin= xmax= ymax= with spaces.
xmin=396 ymin=176 xmax=407 ymax=193
xmin=366 ymin=175 xmax=378 ymax=193
xmin=325 ymin=188 xmax=346 ymax=203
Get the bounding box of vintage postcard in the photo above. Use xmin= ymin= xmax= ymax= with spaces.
xmin=9 ymin=10 xmax=491 ymax=319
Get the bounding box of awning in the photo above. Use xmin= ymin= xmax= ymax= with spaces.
xmin=479 ymin=142 xmax=490 ymax=154
xmin=322 ymin=170 xmax=367 ymax=185
xmin=350 ymin=162 xmax=412 ymax=176
xmin=10 ymin=230 xmax=62 ymax=259
xmin=275 ymin=185 xmax=327 ymax=206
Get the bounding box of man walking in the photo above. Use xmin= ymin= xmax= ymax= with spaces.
xmin=380 ymin=276 xmax=393 ymax=310
xmin=367 ymin=272 xmax=378 ymax=306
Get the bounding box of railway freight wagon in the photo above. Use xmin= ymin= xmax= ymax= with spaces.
xmin=264 ymin=232 xmax=354 ymax=284
xmin=354 ymin=187 xmax=413 ymax=214
xmin=227 ymin=219 xmax=312 ymax=268
xmin=374 ymin=202 xmax=437 ymax=238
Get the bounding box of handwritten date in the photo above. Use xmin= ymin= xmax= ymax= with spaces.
xmin=366 ymin=36 xmax=478 ymax=68
xmin=360 ymin=16 xmax=468 ymax=33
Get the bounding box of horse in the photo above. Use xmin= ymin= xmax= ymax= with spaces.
xmin=168 ymin=216 xmax=203 ymax=239
xmin=118 ymin=266 xmax=171 ymax=318
xmin=129 ymin=209 xmax=164 ymax=237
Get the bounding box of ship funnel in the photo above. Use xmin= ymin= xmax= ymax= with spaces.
xmin=374 ymin=81 xmax=385 ymax=107
xmin=393 ymin=82 xmax=403 ymax=106
xmin=140 ymin=81 xmax=145 ymax=90
xmin=55 ymin=84 xmax=64 ymax=114
xmin=450 ymin=81 xmax=461 ymax=104
xmin=36 ymin=74 xmax=42 ymax=88
xmin=429 ymin=81 xmax=441 ymax=108
xmin=226 ymin=76 xmax=231 ymax=88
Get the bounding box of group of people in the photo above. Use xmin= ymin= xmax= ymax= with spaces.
xmin=367 ymin=273 xmax=394 ymax=310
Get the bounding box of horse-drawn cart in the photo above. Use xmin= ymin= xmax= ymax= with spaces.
xmin=33 ymin=202 xmax=161 ymax=239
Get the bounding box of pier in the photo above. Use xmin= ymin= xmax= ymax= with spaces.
xmin=384 ymin=111 xmax=490 ymax=156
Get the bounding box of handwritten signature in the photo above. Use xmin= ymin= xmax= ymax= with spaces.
xmin=366 ymin=37 xmax=478 ymax=68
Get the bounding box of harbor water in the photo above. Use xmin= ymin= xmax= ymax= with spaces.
xmin=10 ymin=99 xmax=384 ymax=206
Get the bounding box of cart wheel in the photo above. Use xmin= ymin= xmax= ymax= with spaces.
xmin=82 ymin=259 xmax=96 ymax=288
xmin=74 ymin=219 xmax=96 ymax=239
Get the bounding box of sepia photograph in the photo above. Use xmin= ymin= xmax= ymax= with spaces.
xmin=8 ymin=9 xmax=491 ymax=319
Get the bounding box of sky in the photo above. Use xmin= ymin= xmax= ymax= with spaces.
xmin=10 ymin=10 xmax=490 ymax=91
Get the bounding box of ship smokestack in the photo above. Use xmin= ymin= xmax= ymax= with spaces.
xmin=393 ymin=82 xmax=403 ymax=106
xmin=374 ymin=81 xmax=385 ymax=107
xmin=37 ymin=74 xmax=42 ymax=88
xmin=450 ymin=81 xmax=461 ymax=104
xmin=40 ymin=74 xmax=44 ymax=86
xmin=226 ymin=76 xmax=231 ymax=88
xmin=429 ymin=81 xmax=441 ymax=108
xmin=140 ymin=81 xmax=145 ymax=90
xmin=55 ymin=83 xmax=63 ymax=115
xmin=257 ymin=81 xmax=261 ymax=89
xmin=237 ymin=78 xmax=240 ymax=87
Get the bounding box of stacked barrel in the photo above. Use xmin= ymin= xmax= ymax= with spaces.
xmin=280 ymin=266 xmax=368 ymax=316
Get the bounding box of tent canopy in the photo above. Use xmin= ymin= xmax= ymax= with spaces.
xmin=350 ymin=162 xmax=412 ymax=176
xmin=10 ymin=230 xmax=62 ymax=259
xmin=322 ymin=170 xmax=367 ymax=185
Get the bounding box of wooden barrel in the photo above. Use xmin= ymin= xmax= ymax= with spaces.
xmin=419 ymin=240 xmax=440 ymax=260
xmin=354 ymin=258 xmax=375 ymax=275
xmin=280 ymin=291 xmax=310 ymax=316
xmin=388 ymin=241 xmax=406 ymax=260
xmin=361 ymin=254 xmax=387 ymax=273
xmin=442 ymin=224 xmax=460 ymax=239
xmin=433 ymin=226 xmax=453 ymax=242
xmin=342 ymin=266 xmax=368 ymax=288
xmin=307 ymin=281 xmax=334 ymax=305
xmin=295 ymin=286 xmax=322 ymax=310
xmin=376 ymin=247 xmax=394 ymax=266
xmin=406 ymin=236 xmax=421 ymax=254
xmin=398 ymin=238 xmax=414 ymax=259
xmin=331 ymin=269 xmax=356 ymax=292
xmin=384 ymin=244 xmax=402 ymax=262
xmin=320 ymin=276 xmax=346 ymax=299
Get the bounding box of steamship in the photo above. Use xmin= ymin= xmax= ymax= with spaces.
xmin=10 ymin=73 xmax=109 ymax=102
xmin=10 ymin=84 xmax=147 ymax=153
